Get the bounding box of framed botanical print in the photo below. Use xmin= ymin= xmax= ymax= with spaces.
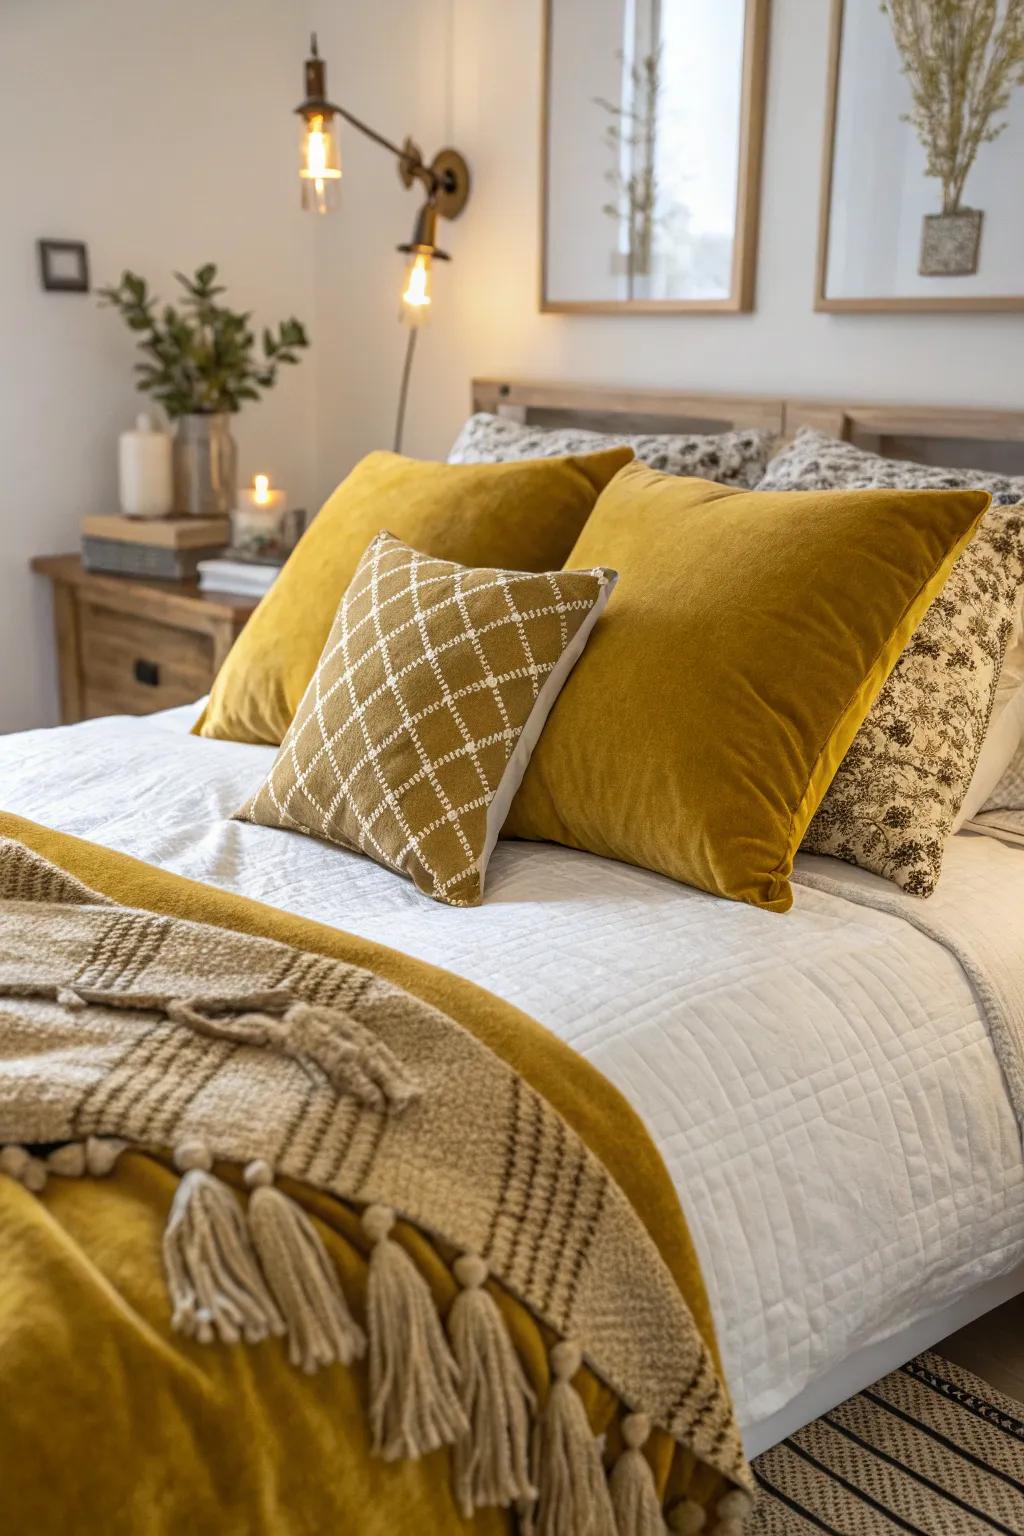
xmin=817 ymin=0 xmax=1024 ymax=312
xmin=541 ymin=0 xmax=770 ymax=313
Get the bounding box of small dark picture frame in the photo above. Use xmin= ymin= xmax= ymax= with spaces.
xmin=38 ymin=239 xmax=90 ymax=293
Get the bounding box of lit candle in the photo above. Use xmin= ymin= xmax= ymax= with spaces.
xmin=238 ymin=473 xmax=287 ymax=516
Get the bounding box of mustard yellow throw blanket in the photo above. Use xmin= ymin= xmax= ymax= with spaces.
xmin=0 ymin=814 xmax=751 ymax=1535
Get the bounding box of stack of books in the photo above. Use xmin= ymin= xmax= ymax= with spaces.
xmin=196 ymin=555 xmax=281 ymax=598
xmin=81 ymin=514 xmax=230 ymax=581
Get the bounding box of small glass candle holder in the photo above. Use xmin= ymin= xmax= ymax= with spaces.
xmin=231 ymin=475 xmax=304 ymax=562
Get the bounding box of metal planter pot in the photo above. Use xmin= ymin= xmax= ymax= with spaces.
xmin=172 ymin=413 xmax=238 ymax=516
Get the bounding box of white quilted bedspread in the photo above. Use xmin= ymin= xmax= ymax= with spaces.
xmin=2 ymin=705 xmax=1024 ymax=1446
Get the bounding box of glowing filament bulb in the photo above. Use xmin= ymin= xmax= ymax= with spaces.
xmin=402 ymin=252 xmax=432 ymax=318
xmin=253 ymin=473 xmax=270 ymax=506
xmin=299 ymin=113 xmax=341 ymax=213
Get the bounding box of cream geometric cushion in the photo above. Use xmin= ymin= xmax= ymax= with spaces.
xmin=236 ymin=532 xmax=616 ymax=906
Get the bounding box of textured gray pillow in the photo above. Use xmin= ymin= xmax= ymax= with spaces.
xmin=448 ymin=412 xmax=776 ymax=489
xmin=804 ymin=502 xmax=1024 ymax=894
xmin=982 ymin=736 xmax=1024 ymax=816
xmin=759 ymin=425 xmax=1024 ymax=503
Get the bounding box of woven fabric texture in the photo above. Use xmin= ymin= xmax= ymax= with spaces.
xmin=751 ymin=1350 xmax=1024 ymax=1533
xmin=238 ymin=533 xmax=614 ymax=906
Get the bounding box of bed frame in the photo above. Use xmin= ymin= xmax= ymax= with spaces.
xmin=470 ymin=378 xmax=1024 ymax=477
xmin=472 ymin=375 xmax=1024 ymax=1456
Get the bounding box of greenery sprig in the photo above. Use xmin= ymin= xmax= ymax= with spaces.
xmin=99 ymin=263 xmax=309 ymax=417
xmin=883 ymin=0 xmax=1024 ymax=214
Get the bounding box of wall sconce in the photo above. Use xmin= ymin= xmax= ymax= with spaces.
xmin=295 ymin=34 xmax=470 ymax=451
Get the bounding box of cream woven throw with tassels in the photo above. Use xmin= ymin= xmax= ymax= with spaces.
xmin=0 ymin=839 xmax=752 ymax=1534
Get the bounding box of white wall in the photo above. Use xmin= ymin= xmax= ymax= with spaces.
xmin=311 ymin=0 xmax=1023 ymax=501
xmin=5 ymin=0 xmax=1023 ymax=730
xmin=0 ymin=0 xmax=317 ymax=730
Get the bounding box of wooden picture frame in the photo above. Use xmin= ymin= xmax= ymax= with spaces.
xmin=540 ymin=0 xmax=770 ymax=314
xmin=816 ymin=0 xmax=1024 ymax=314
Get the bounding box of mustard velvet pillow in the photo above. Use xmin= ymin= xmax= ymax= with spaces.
xmin=503 ymin=464 xmax=990 ymax=911
xmin=196 ymin=445 xmax=632 ymax=745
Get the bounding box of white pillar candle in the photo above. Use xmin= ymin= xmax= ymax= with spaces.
xmin=118 ymin=413 xmax=173 ymax=519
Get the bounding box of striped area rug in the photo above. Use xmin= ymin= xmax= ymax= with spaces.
xmin=751 ymin=1351 xmax=1024 ymax=1534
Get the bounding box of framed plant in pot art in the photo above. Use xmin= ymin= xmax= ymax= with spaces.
xmin=100 ymin=265 xmax=309 ymax=514
xmin=816 ymin=0 xmax=1024 ymax=312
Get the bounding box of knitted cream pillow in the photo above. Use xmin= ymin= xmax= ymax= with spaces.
xmin=237 ymin=532 xmax=616 ymax=907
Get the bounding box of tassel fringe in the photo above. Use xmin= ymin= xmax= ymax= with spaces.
xmin=448 ymin=1252 xmax=536 ymax=1518
xmin=709 ymin=1489 xmax=754 ymax=1535
xmin=165 ymin=995 xmax=420 ymax=1109
xmin=0 ymin=1140 xmax=746 ymax=1534
xmin=532 ymin=1340 xmax=617 ymax=1536
xmin=669 ymin=1503 xmax=707 ymax=1534
xmin=163 ymin=1139 xmax=284 ymax=1346
xmin=244 ymin=1159 xmax=365 ymax=1372
xmin=362 ymin=1203 xmax=468 ymax=1461
xmin=609 ymin=1414 xmax=668 ymax=1536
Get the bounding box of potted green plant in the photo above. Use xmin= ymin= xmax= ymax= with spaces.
xmin=100 ymin=264 xmax=309 ymax=515
xmin=883 ymin=0 xmax=1024 ymax=277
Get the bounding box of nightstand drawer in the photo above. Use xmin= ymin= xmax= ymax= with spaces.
xmin=32 ymin=554 xmax=257 ymax=725
xmin=79 ymin=599 xmax=214 ymax=717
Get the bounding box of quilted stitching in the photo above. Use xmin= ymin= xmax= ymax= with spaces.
xmin=4 ymin=714 xmax=1024 ymax=1437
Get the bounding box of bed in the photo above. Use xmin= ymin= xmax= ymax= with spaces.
xmin=7 ymin=381 xmax=1024 ymax=1472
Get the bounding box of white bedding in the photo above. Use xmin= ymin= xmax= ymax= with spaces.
xmin=2 ymin=704 xmax=1024 ymax=1453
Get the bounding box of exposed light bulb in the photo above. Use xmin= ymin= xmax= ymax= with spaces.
xmin=299 ymin=113 xmax=341 ymax=214
xmin=401 ymin=252 xmax=432 ymax=323
xmin=253 ymin=473 xmax=271 ymax=505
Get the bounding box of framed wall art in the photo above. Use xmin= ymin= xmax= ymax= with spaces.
xmin=817 ymin=0 xmax=1024 ymax=313
xmin=37 ymin=239 xmax=90 ymax=294
xmin=541 ymin=0 xmax=770 ymax=313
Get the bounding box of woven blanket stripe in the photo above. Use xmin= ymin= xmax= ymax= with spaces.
xmin=0 ymin=837 xmax=753 ymax=1533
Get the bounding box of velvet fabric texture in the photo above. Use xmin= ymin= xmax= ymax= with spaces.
xmin=503 ymin=464 xmax=989 ymax=911
xmin=195 ymin=446 xmax=632 ymax=747
xmin=0 ymin=811 xmax=728 ymax=1536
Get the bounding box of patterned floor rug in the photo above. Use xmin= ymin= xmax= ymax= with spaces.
xmin=750 ymin=1350 xmax=1024 ymax=1534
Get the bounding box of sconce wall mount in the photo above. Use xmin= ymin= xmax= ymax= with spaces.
xmin=295 ymin=33 xmax=471 ymax=451
xmin=295 ymin=35 xmax=470 ymax=225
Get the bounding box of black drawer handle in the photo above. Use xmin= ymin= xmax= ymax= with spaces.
xmin=134 ymin=658 xmax=160 ymax=687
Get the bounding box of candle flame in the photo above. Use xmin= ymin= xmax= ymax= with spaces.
xmin=253 ymin=474 xmax=271 ymax=505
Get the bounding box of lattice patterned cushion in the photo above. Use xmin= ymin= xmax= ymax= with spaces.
xmin=236 ymin=532 xmax=616 ymax=906
xmin=448 ymin=412 xmax=776 ymax=489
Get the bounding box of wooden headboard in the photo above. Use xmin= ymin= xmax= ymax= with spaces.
xmin=783 ymin=400 xmax=1024 ymax=476
xmin=470 ymin=379 xmax=785 ymax=436
xmin=470 ymin=378 xmax=1024 ymax=476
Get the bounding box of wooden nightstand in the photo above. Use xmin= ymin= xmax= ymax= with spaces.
xmin=32 ymin=555 xmax=258 ymax=724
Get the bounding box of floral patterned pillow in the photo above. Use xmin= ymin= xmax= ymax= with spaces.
xmin=448 ymin=412 xmax=776 ymax=489
xmin=759 ymin=426 xmax=1024 ymax=504
xmin=804 ymin=502 xmax=1024 ymax=895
